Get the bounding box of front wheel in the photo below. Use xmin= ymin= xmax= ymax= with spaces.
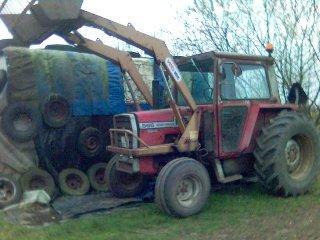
xmin=254 ymin=111 xmax=320 ymax=196
xmin=155 ymin=158 xmax=211 ymax=218
xmin=105 ymin=155 xmax=147 ymax=198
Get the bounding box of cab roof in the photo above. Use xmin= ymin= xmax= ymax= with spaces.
xmin=175 ymin=51 xmax=274 ymax=65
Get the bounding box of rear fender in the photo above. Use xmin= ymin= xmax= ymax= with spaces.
xmin=237 ymin=104 xmax=296 ymax=155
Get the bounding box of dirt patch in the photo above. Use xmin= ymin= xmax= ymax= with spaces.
xmin=3 ymin=203 xmax=61 ymax=227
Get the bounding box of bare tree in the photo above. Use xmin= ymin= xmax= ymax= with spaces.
xmin=174 ymin=0 xmax=320 ymax=124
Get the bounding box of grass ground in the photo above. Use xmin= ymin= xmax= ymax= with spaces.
xmin=1 ymin=181 xmax=320 ymax=240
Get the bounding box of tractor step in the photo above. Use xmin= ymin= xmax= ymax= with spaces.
xmin=214 ymin=159 xmax=243 ymax=184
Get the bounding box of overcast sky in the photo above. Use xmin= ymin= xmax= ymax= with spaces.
xmin=0 ymin=0 xmax=191 ymax=51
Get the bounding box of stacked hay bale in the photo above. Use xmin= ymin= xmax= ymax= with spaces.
xmin=0 ymin=47 xmax=162 ymax=207
xmin=0 ymin=47 xmax=128 ymax=205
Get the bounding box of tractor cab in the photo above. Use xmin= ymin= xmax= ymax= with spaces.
xmin=173 ymin=51 xmax=279 ymax=107
xmin=170 ymin=51 xmax=287 ymax=162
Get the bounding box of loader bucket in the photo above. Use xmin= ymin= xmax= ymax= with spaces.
xmin=0 ymin=0 xmax=83 ymax=46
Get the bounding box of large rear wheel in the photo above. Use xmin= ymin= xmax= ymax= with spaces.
xmin=254 ymin=111 xmax=320 ymax=196
xmin=105 ymin=155 xmax=147 ymax=198
xmin=155 ymin=158 xmax=211 ymax=218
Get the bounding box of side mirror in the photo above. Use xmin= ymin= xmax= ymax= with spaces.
xmin=287 ymin=83 xmax=308 ymax=105
xmin=152 ymin=80 xmax=165 ymax=109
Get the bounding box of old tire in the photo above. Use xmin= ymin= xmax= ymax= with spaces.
xmin=77 ymin=127 xmax=106 ymax=158
xmin=58 ymin=168 xmax=90 ymax=196
xmin=254 ymin=111 xmax=320 ymax=196
xmin=20 ymin=168 xmax=56 ymax=198
xmin=155 ymin=158 xmax=211 ymax=217
xmin=105 ymin=155 xmax=147 ymax=198
xmin=1 ymin=102 xmax=41 ymax=142
xmin=42 ymin=94 xmax=70 ymax=128
xmin=0 ymin=173 xmax=22 ymax=209
xmin=87 ymin=163 xmax=108 ymax=192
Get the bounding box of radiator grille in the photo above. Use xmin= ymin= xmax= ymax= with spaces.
xmin=113 ymin=114 xmax=137 ymax=149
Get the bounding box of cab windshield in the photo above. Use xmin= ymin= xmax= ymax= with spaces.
xmin=176 ymin=58 xmax=214 ymax=105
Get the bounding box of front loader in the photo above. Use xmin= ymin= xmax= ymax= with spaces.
xmin=1 ymin=0 xmax=319 ymax=218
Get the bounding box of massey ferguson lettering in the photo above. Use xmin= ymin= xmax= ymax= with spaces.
xmin=139 ymin=121 xmax=178 ymax=130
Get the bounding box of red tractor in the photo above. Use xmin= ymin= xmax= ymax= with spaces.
xmin=107 ymin=49 xmax=320 ymax=217
xmin=0 ymin=0 xmax=319 ymax=218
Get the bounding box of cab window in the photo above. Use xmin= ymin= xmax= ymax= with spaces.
xmin=177 ymin=58 xmax=214 ymax=105
xmin=221 ymin=63 xmax=270 ymax=100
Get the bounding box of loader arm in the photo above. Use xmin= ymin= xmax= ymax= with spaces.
xmin=78 ymin=10 xmax=197 ymax=112
xmin=0 ymin=1 xmax=201 ymax=151
xmin=78 ymin=10 xmax=201 ymax=148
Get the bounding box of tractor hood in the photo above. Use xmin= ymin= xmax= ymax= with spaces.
xmin=133 ymin=107 xmax=192 ymax=130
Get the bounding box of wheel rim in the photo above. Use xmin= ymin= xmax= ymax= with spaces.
xmin=286 ymin=135 xmax=315 ymax=180
xmin=48 ymin=101 xmax=68 ymax=121
xmin=86 ymin=136 xmax=99 ymax=151
xmin=29 ymin=176 xmax=46 ymax=190
xmin=13 ymin=113 xmax=32 ymax=132
xmin=0 ymin=178 xmax=15 ymax=203
xmin=176 ymin=175 xmax=201 ymax=207
xmin=66 ymin=174 xmax=83 ymax=190
xmin=95 ymin=168 xmax=106 ymax=185
xmin=286 ymin=140 xmax=301 ymax=171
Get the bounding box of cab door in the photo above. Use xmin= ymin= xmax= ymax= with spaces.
xmin=215 ymin=59 xmax=271 ymax=158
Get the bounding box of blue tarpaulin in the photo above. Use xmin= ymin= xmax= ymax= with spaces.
xmin=4 ymin=47 xmax=126 ymax=116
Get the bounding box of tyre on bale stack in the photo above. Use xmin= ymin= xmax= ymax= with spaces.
xmin=41 ymin=94 xmax=70 ymax=128
xmin=58 ymin=168 xmax=90 ymax=196
xmin=87 ymin=162 xmax=108 ymax=192
xmin=1 ymin=102 xmax=41 ymax=142
xmin=20 ymin=168 xmax=56 ymax=198
xmin=0 ymin=173 xmax=22 ymax=209
xmin=77 ymin=127 xmax=106 ymax=158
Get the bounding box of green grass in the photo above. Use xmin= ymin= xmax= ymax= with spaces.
xmin=1 ymin=181 xmax=320 ymax=240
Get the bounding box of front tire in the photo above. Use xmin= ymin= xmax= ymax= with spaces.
xmin=254 ymin=111 xmax=320 ymax=196
xmin=105 ymin=155 xmax=147 ymax=198
xmin=155 ymin=158 xmax=211 ymax=218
